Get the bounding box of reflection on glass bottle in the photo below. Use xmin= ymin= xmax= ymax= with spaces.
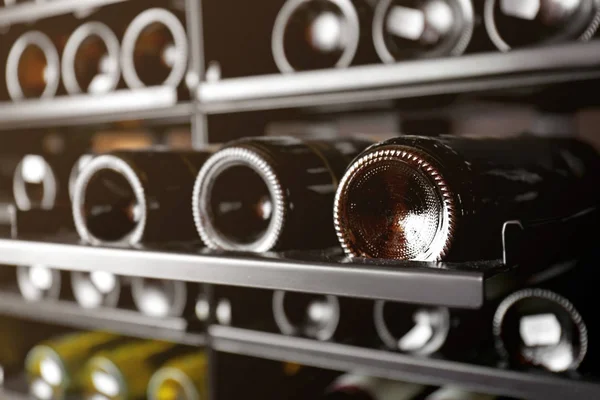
xmin=484 ymin=0 xmax=600 ymax=51
xmin=147 ymin=352 xmax=207 ymax=400
xmin=323 ymin=374 xmax=425 ymax=399
xmin=25 ymin=332 xmax=125 ymax=400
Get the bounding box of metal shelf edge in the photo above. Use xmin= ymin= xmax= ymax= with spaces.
xmin=0 ymin=0 xmax=126 ymax=26
xmin=210 ymin=326 xmax=600 ymax=400
xmin=0 ymin=238 xmax=493 ymax=308
xmin=0 ymin=86 xmax=185 ymax=130
xmin=197 ymin=41 xmax=600 ymax=111
xmin=0 ymin=291 xmax=206 ymax=346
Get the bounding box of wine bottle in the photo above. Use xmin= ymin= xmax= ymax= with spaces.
xmin=83 ymin=341 xmax=191 ymax=400
xmin=334 ymin=135 xmax=599 ymax=261
xmin=121 ymin=8 xmax=188 ymax=89
xmin=131 ymin=278 xmax=203 ymax=319
xmin=17 ymin=264 xmax=65 ymax=302
xmin=323 ymin=374 xmax=425 ymax=400
xmin=271 ymin=0 xmax=378 ymax=72
xmin=70 ymin=270 xmax=127 ymax=309
xmin=273 ymin=290 xmax=373 ymax=342
xmin=25 ymin=332 xmax=126 ymax=400
xmin=372 ymin=0 xmax=475 ymax=63
xmin=147 ymin=351 xmax=207 ymax=400
xmin=61 ymin=22 xmax=121 ymax=95
xmin=72 ymin=149 xmax=211 ymax=246
xmin=5 ymin=31 xmax=61 ymax=100
xmin=373 ymin=300 xmax=492 ymax=357
xmin=193 ymin=136 xmax=371 ymax=252
xmin=68 ymin=154 xmax=94 ymax=202
xmin=425 ymin=387 xmax=498 ymax=400
xmin=484 ymin=0 xmax=600 ymax=51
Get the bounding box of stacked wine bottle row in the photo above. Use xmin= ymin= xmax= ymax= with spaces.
xmin=271 ymin=0 xmax=600 ymax=72
xmin=1 ymin=6 xmax=188 ymax=101
xmin=1 ymin=329 xmax=519 ymax=400
xmin=8 ymin=133 xmax=599 ymax=377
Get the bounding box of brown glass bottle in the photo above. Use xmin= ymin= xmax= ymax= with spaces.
xmin=193 ymin=136 xmax=371 ymax=252
xmin=372 ymin=0 xmax=475 ymax=63
xmin=323 ymin=374 xmax=425 ymax=400
xmin=61 ymin=22 xmax=121 ymax=95
xmin=334 ymin=135 xmax=600 ymax=261
xmin=121 ymin=8 xmax=189 ymax=89
xmin=484 ymin=0 xmax=600 ymax=51
xmin=272 ymin=0 xmax=378 ymax=72
xmin=72 ymin=149 xmax=211 ymax=246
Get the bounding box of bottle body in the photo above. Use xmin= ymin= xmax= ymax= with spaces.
xmin=17 ymin=265 xmax=65 ymax=302
xmin=131 ymin=278 xmax=201 ymax=318
xmin=25 ymin=332 xmax=125 ymax=400
xmin=83 ymin=340 xmax=190 ymax=400
xmin=147 ymin=351 xmax=207 ymax=400
xmin=70 ymin=270 xmax=127 ymax=309
xmin=194 ymin=136 xmax=372 ymax=252
xmin=72 ymin=149 xmax=211 ymax=246
xmin=334 ymin=135 xmax=600 ymax=261
xmin=323 ymin=374 xmax=425 ymax=400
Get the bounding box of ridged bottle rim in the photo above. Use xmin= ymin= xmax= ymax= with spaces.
xmin=372 ymin=0 xmax=475 ymax=63
xmin=131 ymin=277 xmax=188 ymax=318
xmin=121 ymin=8 xmax=189 ymax=89
xmin=272 ymin=290 xmax=341 ymax=341
xmin=147 ymin=366 xmax=200 ymax=400
xmin=333 ymin=146 xmax=456 ymax=261
xmin=492 ymin=288 xmax=588 ymax=371
xmin=6 ymin=31 xmax=60 ymax=100
xmin=61 ymin=22 xmax=121 ymax=95
xmin=373 ymin=300 xmax=451 ymax=355
xmin=72 ymin=154 xmax=147 ymax=246
xmin=192 ymin=146 xmax=286 ymax=252
xmin=484 ymin=0 xmax=600 ymax=51
xmin=271 ymin=0 xmax=361 ymax=72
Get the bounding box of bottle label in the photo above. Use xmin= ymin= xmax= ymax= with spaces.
xmin=519 ymin=313 xmax=562 ymax=347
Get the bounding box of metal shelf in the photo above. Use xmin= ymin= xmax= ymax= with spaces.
xmin=197 ymin=41 xmax=600 ymax=114
xmin=0 ymin=237 xmax=510 ymax=308
xmin=0 ymin=0 xmax=126 ymax=26
xmin=210 ymin=326 xmax=600 ymax=400
xmin=0 ymin=291 xmax=206 ymax=346
xmin=0 ymin=86 xmax=191 ymax=130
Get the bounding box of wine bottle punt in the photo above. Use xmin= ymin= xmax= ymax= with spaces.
xmin=372 ymin=0 xmax=474 ymax=63
xmin=334 ymin=135 xmax=599 ymax=261
xmin=131 ymin=278 xmax=202 ymax=319
xmin=323 ymin=374 xmax=426 ymax=400
xmin=17 ymin=265 xmax=64 ymax=302
xmin=484 ymin=0 xmax=600 ymax=51
xmin=193 ymin=136 xmax=371 ymax=252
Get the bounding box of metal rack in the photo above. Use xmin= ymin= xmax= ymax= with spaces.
xmin=0 ymin=0 xmax=599 ymax=399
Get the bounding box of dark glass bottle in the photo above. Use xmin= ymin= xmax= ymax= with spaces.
xmin=194 ymin=136 xmax=371 ymax=252
xmin=373 ymin=300 xmax=493 ymax=358
xmin=17 ymin=265 xmax=66 ymax=302
xmin=483 ymin=0 xmax=600 ymax=51
xmin=425 ymin=387 xmax=498 ymax=400
xmin=121 ymin=8 xmax=189 ymax=89
xmin=72 ymin=149 xmax=211 ymax=246
xmin=70 ymin=270 xmax=129 ymax=309
xmin=61 ymin=22 xmax=121 ymax=95
xmin=6 ymin=31 xmax=62 ymax=101
xmin=334 ymin=135 xmax=600 ymax=261
xmin=273 ymin=290 xmax=373 ymax=343
xmin=25 ymin=332 xmax=127 ymax=400
xmin=372 ymin=0 xmax=475 ymax=63
xmin=82 ymin=341 xmax=192 ymax=400
xmin=271 ymin=0 xmax=378 ymax=72
xmin=147 ymin=351 xmax=207 ymax=400
xmin=131 ymin=278 xmax=205 ymax=319
xmin=323 ymin=374 xmax=425 ymax=400
xmin=493 ymin=252 xmax=599 ymax=373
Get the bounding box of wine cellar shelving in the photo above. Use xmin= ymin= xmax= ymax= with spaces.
xmin=1 ymin=0 xmax=600 ymax=399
